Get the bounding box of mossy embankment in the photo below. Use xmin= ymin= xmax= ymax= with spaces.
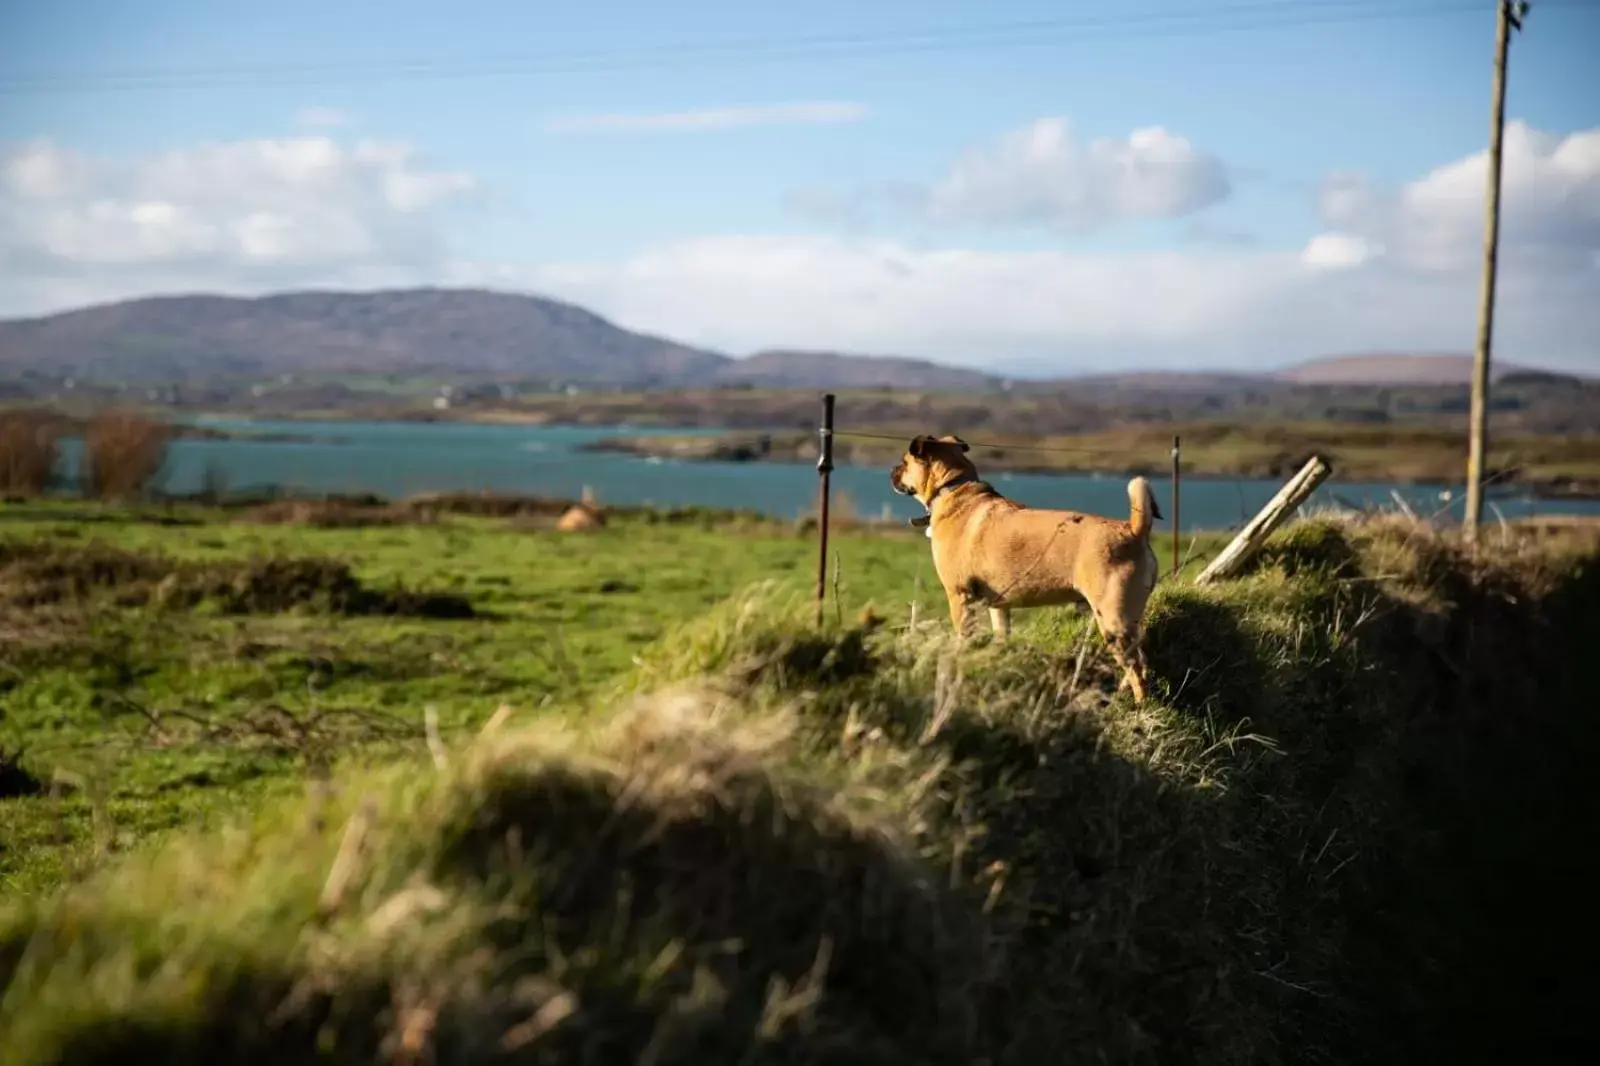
xmin=2 ymin=517 xmax=1595 ymax=1064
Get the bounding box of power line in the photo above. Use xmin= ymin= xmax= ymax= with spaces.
xmin=7 ymin=0 xmax=1405 ymax=82
xmin=0 ymin=1 xmax=1474 ymax=91
xmin=2 ymin=0 xmax=1577 ymax=96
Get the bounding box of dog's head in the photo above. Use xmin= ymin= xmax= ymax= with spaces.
xmin=890 ymin=434 xmax=976 ymax=503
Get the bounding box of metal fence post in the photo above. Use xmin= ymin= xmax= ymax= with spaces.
xmin=815 ymin=393 xmax=835 ymax=626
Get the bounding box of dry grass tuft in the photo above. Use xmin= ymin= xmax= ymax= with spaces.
xmin=0 ymin=689 xmax=987 ymax=1065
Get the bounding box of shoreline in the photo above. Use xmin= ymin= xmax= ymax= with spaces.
xmin=7 ymin=487 xmax=1598 ymax=539
xmin=20 ymin=406 xmax=1600 ymax=504
xmin=577 ymin=432 xmax=1600 ymax=503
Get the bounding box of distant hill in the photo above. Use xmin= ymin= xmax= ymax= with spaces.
xmin=0 ymin=289 xmax=730 ymax=387
xmin=1273 ymin=353 xmax=1532 ymax=385
xmin=715 ymin=350 xmax=1002 ymax=392
xmin=0 ymin=289 xmax=1587 ymax=396
xmin=1025 ymin=370 xmax=1281 ymax=401
xmin=0 ymin=291 xmax=1003 ymax=392
xmin=1068 ymin=372 xmax=1270 ymax=392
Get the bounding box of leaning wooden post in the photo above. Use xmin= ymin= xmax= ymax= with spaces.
xmin=814 ymin=393 xmax=836 ymax=626
xmin=1170 ymin=435 xmax=1182 ymax=580
xmin=1195 ymin=455 xmax=1332 ymax=586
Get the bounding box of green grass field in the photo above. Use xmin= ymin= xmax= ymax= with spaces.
xmin=3 ymin=501 xmax=1596 ymax=1063
xmin=1 ymin=502 xmax=1214 ymax=897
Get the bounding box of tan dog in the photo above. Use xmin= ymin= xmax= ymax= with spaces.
xmin=891 ymin=434 xmax=1163 ymax=702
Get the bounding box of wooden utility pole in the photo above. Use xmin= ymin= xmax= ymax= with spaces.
xmin=1464 ymin=0 xmax=1528 ymax=546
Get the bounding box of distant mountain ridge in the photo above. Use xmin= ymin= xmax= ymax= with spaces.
xmin=1059 ymin=356 xmax=1559 ymax=395
xmin=0 ymin=289 xmax=728 ymax=387
xmin=713 ymin=350 xmax=1002 ymax=391
xmin=0 ymin=287 xmax=1584 ymax=390
xmin=1275 ymin=353 xmax=1531 ymax=385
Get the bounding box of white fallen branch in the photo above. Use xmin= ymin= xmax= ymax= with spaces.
xmin=1196 ymin=456 xmax=1333 ymax=585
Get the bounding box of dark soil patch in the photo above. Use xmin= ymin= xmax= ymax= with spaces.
xmin=0 ymin=747 xmax=45 ymax=799
xmin=237 ymin=499 xmax=409 ymax=529
xmin=0 ymin=538 xmax=475 ymax=619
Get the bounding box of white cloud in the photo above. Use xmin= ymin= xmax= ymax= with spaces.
xmin=467 ymin=114 xmax=1600 ymax=371
xmin=2 ymin=120 xmax=1596 ymax=376
xmin=1301 ymin=232 xmax=1377 ymax=270
xmin=923 ymin=118 xmax=1231 ymax=232
xmin=294 ymin=106 xmax=351 ymax=129
xmin=0 ymin=135 xmax=475 ymax=307
xmin=788 ymin=117 xmax=1233 ymax=236
xmin=463 ymin=237 xmax=1282 ymax=357
xmin=542 ymin=101 xmax=868 ymax=134
xmin=1 ymin=139 xmax=90 ymax=201
xmin=1317 ymin=123 xmax=1600 ymax=274
xmin=452 ymin=230 xmax=1597 ymax=374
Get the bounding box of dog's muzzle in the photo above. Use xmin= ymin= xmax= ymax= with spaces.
xmin=889 ymin=463 xmax=915 ymax=497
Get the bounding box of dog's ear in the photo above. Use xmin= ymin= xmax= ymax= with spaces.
xmin=939 ymin=434 xmax=971 ymax=453
xmin=908 ymin=436 xmax=930 ymax=459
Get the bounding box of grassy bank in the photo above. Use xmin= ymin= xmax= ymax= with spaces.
xmin=2 ymin=509 xmax=1595 ymax=1062
xmin=1 ymin=500 xmax=992 ymax=895
xmin=585 ymin=421 xmax=1600 ymax=497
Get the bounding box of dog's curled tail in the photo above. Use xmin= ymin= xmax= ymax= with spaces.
xmin=1127 ymin=476 xmax=1163 ymax=539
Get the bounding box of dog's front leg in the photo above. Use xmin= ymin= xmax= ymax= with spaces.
xmin=946 ymin=593 xmax=968 ymax=640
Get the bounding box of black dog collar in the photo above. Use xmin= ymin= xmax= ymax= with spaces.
xmin=926 ymin=472 xmax=979 ymax=508
xmin=906 ymin=473 xmax=981 ymax=529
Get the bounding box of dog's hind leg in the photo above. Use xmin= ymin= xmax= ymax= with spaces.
xmin=1117 ymin=629 xmax=1151 ymax=703
xmin=988 ymin=606 xmax=1011 ymax=642
xmin=1087 ymin=585 xmax=1151 ymax=703
xmin=1101 ymin=627 xmax=1149 ymax=703
xmin=1088 ymin=560 xmax=1152 ymax=701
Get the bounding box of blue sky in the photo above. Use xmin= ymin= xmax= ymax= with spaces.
xmin=2 ymin=0 xmax=1598 ymax=373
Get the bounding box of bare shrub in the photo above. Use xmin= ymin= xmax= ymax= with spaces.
xmin=82 ymin=411 xmax=173 ymax=501
xmin=0 ymin=409 xmax=64 ymax=498
xmin=795 ymin=488 xmax=869 ymax=537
